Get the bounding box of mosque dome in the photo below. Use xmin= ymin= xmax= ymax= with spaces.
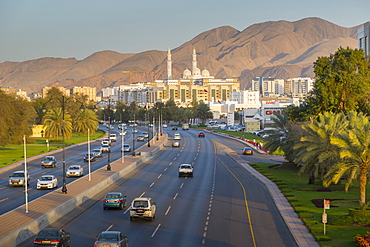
xmin=202 ymin=69 xmax=210 ymax=77
xmin=183 ymin=68 xmax=191 ymax=79
xmin=193 ymin=68 xmax=201 ymax=76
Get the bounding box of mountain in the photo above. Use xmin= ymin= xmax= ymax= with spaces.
xmin=0 ymin=17 xmax=361 ymax=94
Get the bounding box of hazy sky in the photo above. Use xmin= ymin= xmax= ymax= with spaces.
xmin=0 ymin=0 xmax=368 ymax=63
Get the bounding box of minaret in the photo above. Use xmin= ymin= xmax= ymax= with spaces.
xmin=167 ymin=48 xmax=172 ymax=79
xmin=192 ymin=49 xmax=197 ymax=76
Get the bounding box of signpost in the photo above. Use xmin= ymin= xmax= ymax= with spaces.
xmin=322 ymin=199 xmax=330 ymax=235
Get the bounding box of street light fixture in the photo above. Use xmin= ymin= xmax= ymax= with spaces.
xmin=147 ymin=110 xmax=150 ymax=147
xmin=23 ymin=135 xmax=29 ymax=213
xmin=107 ymin=98 xmax=112 ymax=171
xmin=132 ymin=114 xmax=136 ymax=157
xmin=61 ymin=95 xmax=67 ymax=194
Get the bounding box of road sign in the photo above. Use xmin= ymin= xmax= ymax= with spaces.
xmin=324 ymin=199 xmax=330 ymax=209
xmin=322 ymin=213 xmax=327 ymax=223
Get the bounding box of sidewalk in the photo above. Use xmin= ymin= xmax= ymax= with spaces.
xmin=0 ymin=134 xmax=168 ymax=247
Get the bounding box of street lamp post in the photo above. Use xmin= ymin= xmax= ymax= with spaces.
xmin=88 ymin=128 xmax=91 ymax=181
xmin=23 ymin=135 xmax=29 ymax=213
xmin=61 ymin=95 xmax=67 ymax=194
xmin=147 ymin=111 xmax=150 ymax=147
xmin=121 ymin=124 xmax=125 ymax=163
xmin=132 ymin=114 xmax=136 ymax=157
xmin=107 ymin=99 xmax=112 ymax=171
xmin=156 ymin=111 xmax=159 ymax=141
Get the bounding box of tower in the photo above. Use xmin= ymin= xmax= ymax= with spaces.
xmin=167 ymin=48 xmax=172 ymax=79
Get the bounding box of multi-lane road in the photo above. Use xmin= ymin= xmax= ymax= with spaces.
xmin=3 ymin=127 xmax=298 ymax=247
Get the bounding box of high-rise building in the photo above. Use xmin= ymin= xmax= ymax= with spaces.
xmin=358 ymin=21 xmax=370 ymax=56
xmin=70 ymin=86 xmax=96 ymax=102
xmin=286 ymin=77 xmax=314 ymax=97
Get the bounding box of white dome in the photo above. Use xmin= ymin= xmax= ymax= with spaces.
xmin=183 ymin=69 xmax=191 ymax=79
xmin=193 ymin=68 xmax=201 ymax=76
xmin=202 ymin=69 xmax=210 ymax=77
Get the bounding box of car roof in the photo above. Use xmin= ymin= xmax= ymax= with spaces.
xmin=69 ymin=165 xmax=81 ymax=168
xmin=133 ymin=197 xmax=150 ymax=200
xmin=41 ymin=175 xmax=54 ymax=177
xmin=100 ymin=231 xmax=121 ymax=234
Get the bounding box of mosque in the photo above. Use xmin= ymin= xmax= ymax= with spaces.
xmin=148 ymin=48 xmax=240 ymax=106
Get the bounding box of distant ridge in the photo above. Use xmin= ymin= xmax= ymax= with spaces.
xmin=0 ymin=17 xmax=361 ymax=93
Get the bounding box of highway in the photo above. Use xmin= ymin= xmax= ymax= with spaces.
xmin=20 ymin=128 xmax=298 ymax=247
xmin=0 ymin=125 xmax=150 ymax=215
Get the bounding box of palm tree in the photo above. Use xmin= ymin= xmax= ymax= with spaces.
xmin=73 ymin=109 xmax=99 ymax=134
xmin=43 ymin=108 xmax=72 ymax=140
xmin=294 ymin=112 xmax=347 ymax=184
xmin=328 ymin=111 xmax=370 ymax=210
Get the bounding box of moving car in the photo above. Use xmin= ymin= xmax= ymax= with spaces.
xmin=242 ymin=147 xmax=254 ymax=155
xmin=119 ymin=131 xmax=126 ymax=136
xmin=162 ymin=124 xmax=167 ymax=128
xmin=94 ymin=231 xmax=128 ymax=247
xmin=173 ymin=133 xmax=181 ymax=140
xmin=132 ymin=129 xmax=138 ymax=133
xmin=41 ymin=156 xmax=57 ymax=168
xmin=198 ymin=131 xmax=205 ymax=137
xmin=130 ymin=197 xmax=156 ymax=221
xmin=103 ymin=192 xmax=127 ymax=210
xmin=66 ymin=165 xmax=84 ymax=177
xmin=172 ymin=127 xmax=178 ymax=130
xmin=179 ymin=164 xmax=193 ymax=177
xmin=172 ymin=141 xmax=180 ymax=147
xmin=110 ymin=134 xmax=117 ymax=142
xmin=142 ymin=132 xmax=149 ymax=138
xmin=122 ymin=144 xmax=131 ymax=152
xmin=182 ymin=123 xmax=189 ymax=130
xmin=91 ymin=148 xmax=103 ymax=157
xmin=33 ymin=228 xmax=70 ymax=247
xmin=101 ymin=144 xmax=110 ymax=153
xmin=83 ymin=153 xmax=96 ymax=162
xmin=101 ymin=138 xmax=109 ymax=145
xmin=8 ymin=171 xmax=30 ymax=187
xmin=137 ymin=135 xmax=145 ymax=141
xmin=37 ymin=175 xmax=58 ymax=190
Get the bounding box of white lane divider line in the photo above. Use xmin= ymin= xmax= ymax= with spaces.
xmin=180 ymin=183 xmax=184 ymax=188
xmin=151 ymin=224 xmax=161 ymax=238
xmin=164 ymin=168 xmax=168 ymax=171
xmin=140 ymin=192 xmax=145 ymax=197
xmin=150 ymin=182 xmax=155 ymax=187
xmin=173 ymin=193 xmax=178 ymax=199
xmin=169 ymin=162 xmax=172 ymax=165
xmin=165 ymin=206 xmax=171 ymax=215
xmin=123 ymin=207 xmax=131 ymax=214
xmin=158 ymin=174 xmax=162 ymax=179
xmin=106 ymin=224 xmax=113 ymax=231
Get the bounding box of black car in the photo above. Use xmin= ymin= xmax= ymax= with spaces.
xmin=83 ymin=153 xmax=96 ymax=162
xmin=33 ymin=227 xmax=71 ymax=247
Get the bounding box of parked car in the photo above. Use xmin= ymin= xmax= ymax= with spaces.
xmin=173 ymin=133 xmax=181 ymax=140
xmin=37 ymin=175 xmax=58 ymax=190
xmin=198 ymin=131 xmax=205 ymax=137
xmin=172 ymin=141 xmax=180 ymax=147
xmin=122 ymin=144 xmax=131 ymax=152
xmin=137 ymin=135 xmax=145 ymax=141
xmin=101 ymin=144 xmax=110 ymax=153
xmin=179 ymin=164 xmax=193 ymax=177
xmin=94 ymin=231 xmax=128 ymax=247
xmin=242 ymin=147 xmax=254 ymax=155
xmin=33 ymin=228 xmax=70 ymax=247
xmin=103 ymin=192 xmax=127 ymax=210
xmin=8 ymin=171 xmax=30 ymax=187
xmin=130 ymin=197 xmax=156 ymax=221
xmin=91 ymin=148 xmax=103 ymax=157
xmin=41 ymin=156 xmax=57 ymax=168
xmin=83 ymin=153 xmax=96 ymax=162
xmin=110 ymin=134 xmax=117 ymax=142
xmin=142 ymin=132 xmax=149 ymax=138
xmin=66 ymin=165 xmax=84 ymax=177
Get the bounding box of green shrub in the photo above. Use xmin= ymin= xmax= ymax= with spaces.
xmin=294 ymin=207 xmax=307 ymax=213
xmin=278 ymin=185 xmax=288 ymax=189
xmin=299 ymin=212 xmax=313 ymax=219
xmin=315 ymin=235 xmax=331 ymax=241
xmin=304 ymin=219 xmax=319 ymax=225
xmin=330 ymin=216 xmax=355 ymax=226
xmin=284 ymin=193 xmax=294 ymax=197
xmin=291 ymin=202 xmax=303 ymax=207
xmin=309 ymin=226 xmax=323 ymax=233
xmin=288 ymin=198 xmax=299 ymax=203
xmin=348 ymin=208 xmax=370 ymax=225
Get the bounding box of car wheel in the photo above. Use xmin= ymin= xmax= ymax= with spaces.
xmin=103 ymin=207 xmax=107 ymax=210
xmin=149 ymin=216 xmax=154 ymax=221
xmin=130 ymin=217 xmax=134 ymax=221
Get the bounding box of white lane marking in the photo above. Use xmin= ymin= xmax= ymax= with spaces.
xmin=164 ymin=168 xmax=168 ymax=171
xmin=150 ymin=182 xmax=155 ymax=187
xmin=165 ymin=206 xmax=171 ymax=215
xmin=173 ymin=193 xmax=178 ymax=199
xmin=106 ymin=225 xmax=113 ymax=231
xmin=0 ymin=198 xmax=8 ymax=203
xmin=140 ymin=192 xmax=145 ymax=197
xmin=169 ymin=162 xmax=172 ymax=166
xmin=180 ymin=183 xmax=184 ymax=188
xmin=123 ymin=207 xmax=131 ymax=214
xmin=151 ymin=224 xmax=161 ymax=238
xmin=158 ymin=174 xmax=162 ymax=179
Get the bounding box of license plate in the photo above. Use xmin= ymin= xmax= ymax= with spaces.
xmin=70 ymin=173 xmax=75 ymax=175
xmin=42 ymin=241 xmax=51 ymax=243
xmin=103 ymin=245 xmax=111 ymax=247
xmin=109 ymin=200 xmax=115 ymax=203
xmin=41 ymin=185 xmax=47 ymax=187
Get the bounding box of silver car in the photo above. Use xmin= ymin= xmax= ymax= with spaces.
xmin=37 ymin=175 xmax=58 ymax=189
xmin=94 ymin=231 xmax=128 ymax=247
xmin=66 ymin=165 xmax=84 ymax=177
xmin=8 ymin=171 xmax=30 ymax=187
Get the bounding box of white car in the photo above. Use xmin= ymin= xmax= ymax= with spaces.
xmin=122 ymin=144 xmax=131 ymax=152
xmin=66 ymin=165 xmax=84 ymax=177
xmin=110 ymin=134 xmax=117 ymax=142
xmin=179 ymin=164 xmax=193 ymax=177
xmin=101 ymin=138 xmax=109 ymax=145
xmin=174 ymin=133 xmax=181 ymax=140
xmin=130 ymin=197 xmax=156 ymax=221
xmin=37 ymin=175 xmax=58 ymax=189
xmin=120 ymin=131 xmax=126 ymax=136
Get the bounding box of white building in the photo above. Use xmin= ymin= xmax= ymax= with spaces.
xmin=286 ymin=77 xmax=314 ymax=97
xmin=358 ymin=21 xmax=370 ymax=56
xmin=251 ymin=77 xmax=285 ymax=96
xmin=229 ymin=90 xmax=260 ymax=108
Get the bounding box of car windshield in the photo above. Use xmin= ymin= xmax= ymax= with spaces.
xmin=40 ymin=177 xmax=52 ymax=181
xmin=124 ymin=144 xmax=130 ymax=148
xmin=98 ymin=233 xmax=118 ymax=241
xmin=133 ymin=200 xmax=148 ymax=207
xmin=182 ymin=165 xmax=191 ymax=169
xmin=106 ymin=194 xmax=120 ymax=199
xmin=44 ymin=157 xmax=54 ymax=161
xmin=12 ymin=173 xmax=24 ymax=177
xmin=93 ymin=149 xmax=100 ymax=152
xmin=69 ymin=166 xmax=79 ymax=170
xmin=38 ymin=230 xmax=59 ymax=237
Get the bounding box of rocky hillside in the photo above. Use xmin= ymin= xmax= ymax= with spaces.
xmin=0 ymin=17 xmax=361 ymax=93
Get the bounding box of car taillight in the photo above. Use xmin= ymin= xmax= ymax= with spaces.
xmin=34 ymin=240 xmax=42 ymax=244
xmin=94 ymin=244 xmax=98 ymax=247
xmin=103 ymin=200 xmax=107 ymax=202
xmin=50 ymin=240 xmax=60 ymax=244
xmin=117 ymin=200 xmax=121 ymax=202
